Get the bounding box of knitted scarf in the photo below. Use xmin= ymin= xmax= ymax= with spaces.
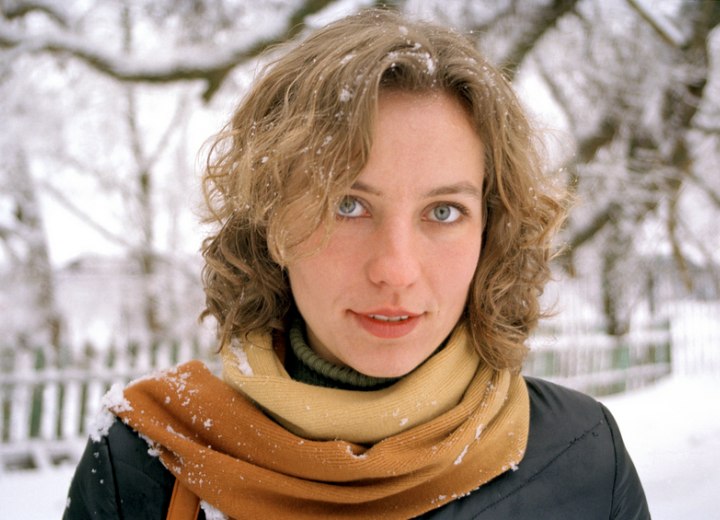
xmin=113 ymin=326 xmax=529 ymax=519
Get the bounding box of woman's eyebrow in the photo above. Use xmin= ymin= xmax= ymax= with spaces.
xmin=350 ymin=181 xmax=382 ymax=196
xmin=350 ymin=180 xmax=482 ymax=200
xmin=424 ymin=182 xmax=482 ymax=199
xmin=350 ymin=181 xmax=482 ymax=200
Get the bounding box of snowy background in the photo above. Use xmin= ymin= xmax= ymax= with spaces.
xmin=1 ymin=0 xmax=719 ymax=518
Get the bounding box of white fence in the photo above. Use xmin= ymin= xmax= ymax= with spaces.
xmin=665 ymin=300 xmax=720 ymax=375
xmin=0 ymin=340 xmax=217 ymax=471
xmin=0 ymin=300 xmax=718 ymax=471
xmin=525 ymin=328 xmax=672 ymax=396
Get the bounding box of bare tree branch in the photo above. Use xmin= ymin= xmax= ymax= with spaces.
xmin=58 ymin=154 xmax=135 ymax=199
xmin=500 ymin=0 xmax=580 ymax=79
xmin=666 ymin=179 xmax=693 ymax=290
xmin=144 ymin=92 xmax=191 ymax=175
xmin=2 ymin=0 xmax=69 ymax=28
xmin=686 ymin=168 xmax=720 ymax=209
xmin=0 ymin=0 xmax=338 ymax=101
xmin=694 ymin=121 xmax=720 ymax=135
xmin=38 ymin=178 xmax=137 ymax=249
xmin=676 ymin=217 xmax=720 ymax=295
xmin=625 ymin=0 xmax=686 ymax=47
xmin=565 ymin=201 xmax=620 ymax=253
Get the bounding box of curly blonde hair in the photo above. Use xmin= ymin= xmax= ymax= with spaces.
xmin=201 ymin=8 xmax=567 ymax=370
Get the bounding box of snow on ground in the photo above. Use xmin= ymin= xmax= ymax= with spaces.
xmin=1 ymin=375 xmax=718 ymax=518
xmin=1 ymin=464 xmax=75 ymax=518
xmin=601 ymin=374 xmax=720 ymax=520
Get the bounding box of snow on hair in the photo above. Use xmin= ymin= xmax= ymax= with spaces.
xmin=200 ymin=8 xmax=567 ymax=370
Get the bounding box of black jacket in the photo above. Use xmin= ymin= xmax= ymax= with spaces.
xmin=63 ymin=377 xmax=650 ymax=519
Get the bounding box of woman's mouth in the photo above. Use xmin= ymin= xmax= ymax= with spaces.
xmin=352 ymin=311 xmax=421 ymax=339
xmin=368 ymin=314 xmax=411 ymax=322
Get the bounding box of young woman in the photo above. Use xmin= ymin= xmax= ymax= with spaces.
xmin=64 ymin=8 xmax=650 ymax=519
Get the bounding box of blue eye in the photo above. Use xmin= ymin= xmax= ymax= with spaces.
xmin=429 ymin=204 xmax=462 ymax=223
xmin=336 ymin=196 xmax=366 ymax=218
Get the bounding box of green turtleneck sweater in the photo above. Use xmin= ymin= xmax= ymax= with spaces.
xmin=285 ymin=320 xmax=400 ymax=390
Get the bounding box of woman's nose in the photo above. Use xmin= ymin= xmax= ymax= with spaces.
xmin=365 ymin=222 xmax=421 ymax=288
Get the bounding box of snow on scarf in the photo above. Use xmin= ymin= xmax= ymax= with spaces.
xmin=110 ymin=326 xmax=529 ymax=519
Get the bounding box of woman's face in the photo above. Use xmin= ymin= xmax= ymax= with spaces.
xmin=287 ymin=91 xmax=484 ymax=377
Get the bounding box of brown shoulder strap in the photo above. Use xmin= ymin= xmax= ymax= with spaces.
xmin=166 ymin=478 xmax=201 ymax=520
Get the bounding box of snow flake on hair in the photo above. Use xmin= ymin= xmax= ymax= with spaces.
xmin=386 ymin=49 xmax=436 ymax=75
xmin=340 ymin=52 xmax=355 ymax=65
xmin=339 ymin=87 xmax=352 ymax=102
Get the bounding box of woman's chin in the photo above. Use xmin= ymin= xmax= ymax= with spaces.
xmin=350 ymin=359 xmax=423 ymax=379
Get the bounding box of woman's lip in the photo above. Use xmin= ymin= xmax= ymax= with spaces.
xmin=356 ymin=309 xmax=420 ymax=318
xmin=351 ymin=311 xmax=421 ymax=339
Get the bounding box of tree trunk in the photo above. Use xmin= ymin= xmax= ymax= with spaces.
xmin=8 ymin=150 xmax=63 ymax=347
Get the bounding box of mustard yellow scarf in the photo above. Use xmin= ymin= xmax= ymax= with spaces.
xmin=113 ymin=327 xmax=529 ymax=519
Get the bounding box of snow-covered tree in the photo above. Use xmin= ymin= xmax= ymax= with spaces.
xmin=1 ymin=0 xmax=718 ymax=343
xmin=0 ymin=0 xmax=382 ymax=343
xmin=533 ymin=0 xmax=720 ymax=332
